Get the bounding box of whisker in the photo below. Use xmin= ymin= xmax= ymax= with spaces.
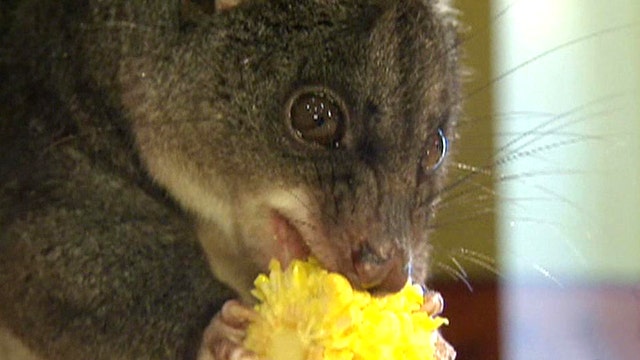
xmin=494 ymin=103 xmax=620 ymax=163
xmin=436 ymin=114 xmax=586 ymax=197
xmin=428 ymin=207 xmax=495 ymax=231
xmin=495 ymin=130 xmax=601 ymax=140
xmin=449 ymin=256 xmax=468 ymax=279
xmin=495 ymin=138 xmax=593 ymax=169
xmin=434 ymin=261 xmax=474 ymax=291
xmin=464 ymin=23 xmax=638 ymax=101
xmin=434 ymin=179 xmax=495 ymax=213
xmin=530 ymin=263 xmax=564 ymax=288
xmin=450 ymin=161 xmax=492 ymax=177
xmin=438 ymin=193 xmax=495 ymax=213
xmin=434 ymin=188 xmax=590 ymax=227
xmin=450 ymin=248 xmax=503 ymax=278
xmin=531 ymin=184 xmax=586 ymax=217
xmin=497 ymin=169 xmax=587 ymax=183
xmin=496 ymin=214 xmax=588 ymax=262
xmin=453 ymin=0 xmax=519 ymax=57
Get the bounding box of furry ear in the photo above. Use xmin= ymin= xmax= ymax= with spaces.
xmin=182 ymin=0 xmax=244 ymax=14
xmin=214 ymin=0 xmax=244 ymax=11
xmin=433 ymin=0 xmax=459 ymax=18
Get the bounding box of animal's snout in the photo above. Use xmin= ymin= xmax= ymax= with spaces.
xmin=352 ymin=241 xmax=408 ymax=294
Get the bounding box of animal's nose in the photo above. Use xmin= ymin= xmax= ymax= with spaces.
xmin=352 ymin=242 xmax=408 ymax=294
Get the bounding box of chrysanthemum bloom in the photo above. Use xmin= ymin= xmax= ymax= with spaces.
xmin=244 ymin=258 xmax=448 ymax=360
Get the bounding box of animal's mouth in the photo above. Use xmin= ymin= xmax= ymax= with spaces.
xmin=269 ymin=210 xmax=312 ymax=266
xmin=268 ymin=208 xmax=409 ymax=294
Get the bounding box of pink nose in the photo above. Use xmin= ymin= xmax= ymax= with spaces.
xmin=352 ymin=243 xmax=408 ymax=294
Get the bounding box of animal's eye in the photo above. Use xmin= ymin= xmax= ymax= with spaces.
xmin=422 ymin=128 xmax=447 ymax=172
xmin=288 ymin=89 xmax=346 ymax=148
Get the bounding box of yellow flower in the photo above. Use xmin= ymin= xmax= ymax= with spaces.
xmin=244 ymin=258 xmax=448 ymax=360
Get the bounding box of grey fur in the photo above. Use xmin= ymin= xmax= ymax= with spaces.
xmin=0 ymin=0 xmax=460 ymax=359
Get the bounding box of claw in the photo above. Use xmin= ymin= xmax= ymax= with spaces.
xmin=422 ymin=290 xmax=445 ymax=316
xmin=421 ymin=290 xmax=456 ymax=360
xmin=197 ymin=300 xmax=260 ymax=360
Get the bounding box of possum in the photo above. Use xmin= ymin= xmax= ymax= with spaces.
xmin=0 ymin=0 xmax=460 ymax=359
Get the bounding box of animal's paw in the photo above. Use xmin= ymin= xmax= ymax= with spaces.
xmin=422 ymin=290 xmax=445 ymax=316
xmin=423 ymin=290 xmax=457 ymax=360
xmin=433 ymin=331 xmax=457 ymax=360
xmin=197 ymin=300 xmax=260 ymax=360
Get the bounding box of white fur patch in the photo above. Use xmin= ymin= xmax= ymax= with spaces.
xmin=0 ymin=327 xmax=42 ymax=360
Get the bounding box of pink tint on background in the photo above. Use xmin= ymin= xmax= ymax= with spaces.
xmin=501 ymin=283 xmax=640 ymax=360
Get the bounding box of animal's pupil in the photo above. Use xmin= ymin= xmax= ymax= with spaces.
xmin=289 ymin=89 xmax=346 ymax=147
xmin=313 ymin=114 xmax=325 ymax=126
xmin=307 ymin=97 xmax=332 ymax=128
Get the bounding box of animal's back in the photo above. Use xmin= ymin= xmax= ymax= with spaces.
xmin=0 ymin=1 xmax=461 ymax=359
xmin=0 ymin=1 xmax=234 ymax=359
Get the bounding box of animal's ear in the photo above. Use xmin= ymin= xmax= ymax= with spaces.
xmin=213 ymin=0 xmax=245 ymax=12
xmin=182 ymin=0 xmax=244 ymax=15
xmin=433 ymin=0 xmax=459 ymax=19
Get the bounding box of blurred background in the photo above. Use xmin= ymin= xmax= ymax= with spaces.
xmin=431 ymin=0 xmax=640 ymax=358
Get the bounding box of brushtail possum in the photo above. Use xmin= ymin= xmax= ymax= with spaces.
xmin=0 ymin=0 xmax=460 ymax=359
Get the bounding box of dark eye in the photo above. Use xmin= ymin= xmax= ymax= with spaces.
xmin=288 ymin=89 xmax=346 ymax=148
xmin=422 ymin=128 xmax=447 ymax=172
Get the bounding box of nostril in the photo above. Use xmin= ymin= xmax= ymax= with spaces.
xmin=352 ymin=243 xmax=408 ymax=293
xmin=370 ymin=256 xmax=408 ymax=295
